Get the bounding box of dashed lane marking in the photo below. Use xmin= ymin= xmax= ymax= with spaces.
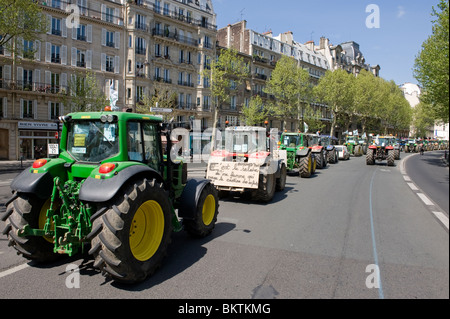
xmin=0 ymin=263 xmax=30 ymax=280
xmin=407 ymin=183 xmax=419 ymax=191
xmin=417 ymin=193 xmax=434 ymax=206
xmin=432 ymin=212 xmax=449 ymax=230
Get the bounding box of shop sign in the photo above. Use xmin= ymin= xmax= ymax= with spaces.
xmin=18 ymin=122 xmax=58 ymax=130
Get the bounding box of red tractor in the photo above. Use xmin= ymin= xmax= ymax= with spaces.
xmin=366 ymin=136 xmax=395 ymax=166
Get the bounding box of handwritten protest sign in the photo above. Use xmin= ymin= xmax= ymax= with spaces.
xmin=206 ymin=162 xmax=260 ymax=189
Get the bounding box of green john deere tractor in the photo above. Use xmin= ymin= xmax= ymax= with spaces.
xmin=278 ymin=132 xmax=316 ymax=178
xmin=2 ymin=112 xmax=219 ymax=284
xmin=343 ymin=136 xmax=364 ymax=157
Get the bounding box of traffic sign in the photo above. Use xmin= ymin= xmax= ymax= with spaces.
xmin=150 ymin=107 xmax=173 ymax=113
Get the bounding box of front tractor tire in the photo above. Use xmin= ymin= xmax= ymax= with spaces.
xmin=88 ymin=178 xmax=173 ymax=284
xmin=299 ymin=154 xmax=314 ymax=178
xmin=183 ymin=182 xmax=219 ymax=237
xmin=1 ymin=194 xmax=59 ymax=263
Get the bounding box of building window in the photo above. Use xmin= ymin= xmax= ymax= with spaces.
xmin=22 ymin=100 xmax=34 ymax=119
xmin=50 ymin=102 xmax=61 ymax=120
xmin=51 ymin=44 xmax=60 ymax=63
xmin=77 ymin=24 xmax=87 ymax=41
xmin=77 ymin=50 xmax=86 ymax=68
xmin=105 ymin=7 xmax=114 ymax=23
xmin=106 ymin=31 xmax=115 ymax=48
xmin=106 ymin=56 xmax=114 ymax=73
xmin=51 ymin=17 xmax=62 ymax=36
xmin=155 ymin=43 xmax=161 ymax=57
xmin=23 ymin=40 xmax=34 ymax=59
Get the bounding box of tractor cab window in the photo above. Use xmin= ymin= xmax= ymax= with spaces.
xmin=67 ymin=120 xmax=119 ymax=163
xmin=283 ymin=135 xmax=299 ymax=147
xmin=127 ymin=121 xmax=162 ymax=171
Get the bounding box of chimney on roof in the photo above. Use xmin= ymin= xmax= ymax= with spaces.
xmin=280 ymin=31 xmax=294 ymax=45
xmin=305 ymin=40 xmax=315 ymax=51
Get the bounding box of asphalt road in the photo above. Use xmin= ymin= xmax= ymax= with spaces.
xmin=405 ymin=150 xmax=449 ymax=215
xmin=0 ymin=153 xmax=448 ymax=301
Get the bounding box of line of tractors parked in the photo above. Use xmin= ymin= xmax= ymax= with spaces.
xmin=2 ymin=110 xmax=448 ymax=284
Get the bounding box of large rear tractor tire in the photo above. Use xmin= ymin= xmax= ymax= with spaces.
xmin=366 ymin=150 xmax=375 ymax=165
xmin=183 ymin=183 xmax=219 ymax=238
xmin=327 ymin=149 xmax=336 ymax=164
xmin=252 ymin=172 xmax=276 ymax=202
xmin=88 ymin=178 xmax=172 ymax=284
xmin=387 ymin=150 xmax=395 ymax=167
xmin=276 ymin=163 xmax=287 ymax=191
xmin=1 ymin=194 xmax=59 ymax=263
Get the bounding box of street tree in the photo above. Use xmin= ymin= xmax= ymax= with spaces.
xmin=264 ymin=55 xmax=312 ymax=131
xmin=241 ymin=95 xmax=269 ymax=126
xmin=203 ymin=48 xmax=249 ymax=150
xmin=313 ymin=69 xmax=355 ymax=138
xmin=61 ymin=71 xmax=108 ymax=112
xmin=414 ymin=0 xmax=449 ymax=123
xmin=413 ymin=101 xmax=436 ymax=138
xmin=0 ymin=0 xmax=48 ymax=57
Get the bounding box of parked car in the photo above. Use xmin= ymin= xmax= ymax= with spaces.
xmin=335 ymin=145 xmax=350 ymax=160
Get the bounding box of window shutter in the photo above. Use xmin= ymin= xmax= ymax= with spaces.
xmin=87 ymin=25 xmax=92 ymax=43
xmin=61 ymin=45 xmax=67 ymax=65
xmin=45 ymin=42 xmax=51 ymax=62
xmin=34 ymin=40 xmax=41 ymax=61
xmin=86 ymin=50 xmax=92 ymax=69
xmin=71 ymin=47 xmax=77 ymax=66
xmin=101 ymin=53 xmax=106 ymax=72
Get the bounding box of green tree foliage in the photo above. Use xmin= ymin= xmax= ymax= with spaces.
xmin=264 ymin=55 xmax=312 ymax=131
xmin=315 ymin=68 xmax=412 ymax=136
xmin=413 ymin=102 xmax=436 ymax=138
xmin=0 ymin=0 xmax=48 ymax=56
xmin=62 ymin=71 xmax=108 ymax=112
xmin=241 ymin=95 xmax=269 ymax=126
xmin=414 ymin=0 xmax=449 ymax=123
xmin=203 ymin=48 xmax=249 ymax=150
xmin=313 ymin=69 xmax=355 ymax=138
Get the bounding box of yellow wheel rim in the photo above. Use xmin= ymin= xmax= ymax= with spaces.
xmin=308 ymin=157 xmax=312 ymax=173
xmin=202 ymin=195 xmax=216 ymax=226
xmin=38 ymin=199 xmax=55 ymax=244
xmin=129 ymin=200 xmax=165 ymax=262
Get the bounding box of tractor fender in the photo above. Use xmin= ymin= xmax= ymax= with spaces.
xmin=326 ymin=145 xmax=335 ymax=151
xmin=10 ymin=169 xmax=54 ymax=199
xmin=311 ymin=146 xmax=323 ymax=153
xmin=178 ymin=178 xmax=212 ymax=220
xmin=79 ymin=165 xmax=162 ymax=203
xmin=296 ymin=148 xmax=310 ymax=157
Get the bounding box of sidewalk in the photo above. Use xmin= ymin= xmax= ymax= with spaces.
xmin=0 ymin=160 xmax=35 ymax=173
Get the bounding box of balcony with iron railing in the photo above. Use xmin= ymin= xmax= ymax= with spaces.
xmin=37 ymin=0 xmax=124 ymax=26
xmin=152 ymin=28 xmax=199 ymax=48
xmin=133 ymin=1 xmax=217 ymax=31
xmin=0 ymin=80 xmax=69 ymax=95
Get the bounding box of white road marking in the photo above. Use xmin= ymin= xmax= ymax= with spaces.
xmin=432 ymin=212 xmax=449 ymax=230
xmin=0 ymin=179 xmax=13 ymax=187
xmin=0 ymin=263 xmax=30 ymax=279
xmin=403 ymin=175 xmax=411 ymax=182
xmin=417 ymin=193 xmax=434 ymax=206
xmin=407 ymin=183 xmax=419 ymax=191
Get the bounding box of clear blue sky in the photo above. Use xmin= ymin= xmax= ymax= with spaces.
xmin=213 ymin=0 xmax=437 ymax=86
